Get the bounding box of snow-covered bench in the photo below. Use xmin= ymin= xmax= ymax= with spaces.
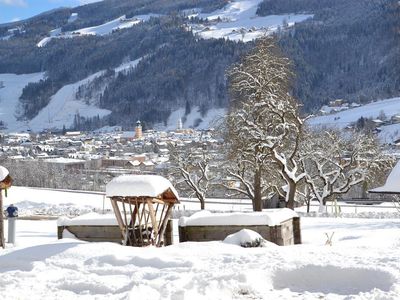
xmin=178 ymin=209 xmax=301 ymax=246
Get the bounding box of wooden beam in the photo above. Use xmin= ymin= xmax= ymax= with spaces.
xmin=157 ymin=203 xmax=173 ymax=246
xmin=146 ymin=199 xmax=158 ymax=238
xmin=111 ymin=199 xmax=127 ymax=244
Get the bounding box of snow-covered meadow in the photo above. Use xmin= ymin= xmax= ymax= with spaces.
xmin=308 ymin=97 xmax=400 ymax=144
xmin=188 ymin=0 xmax=312 ymax=42
xmin=0 ymin=186 xmax=399 ymax=299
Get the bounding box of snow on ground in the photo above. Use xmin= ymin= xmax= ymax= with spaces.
xmin=0 ymin=187 xmax=399 ymax=298
xmin=189 ymin=0 xmax=313 ymax=42
xmin=37 ymin=14 xmax=159 ymax=47
xmin=3 ymin=186 xmax=109 ymax=216
xmin=0 ymin=72 xmax=44 ymax=132
xmin=155 ymin=106 xmax=226 ymax=131
xmin=68 ymin=13 xmax=78 ymax=24
xmin=309 ymin=97 xmax=400 ymax=127
xmin=378 ymin=122 xmax=400 ymax=144
xmin=0 ymin=216 xmax=399 ymax=299
xmin=308 ymin=97 xmax=400 ymax=144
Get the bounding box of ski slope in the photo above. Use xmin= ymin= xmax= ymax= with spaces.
xmin=37 ymin=14 xmax=159 ymax=47
xmin=28 ymin=58 xmax=142 ymax=132
xmin=0 ymin=72 xmax=45 ymax=132
xmin=189 ymin=0 xmax=313 ymax=42
xmin=0 ymin=58 xmax=142 ymax=132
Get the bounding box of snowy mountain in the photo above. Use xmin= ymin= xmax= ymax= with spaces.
xmin=0 ymin=0 xmax=398 ymax=132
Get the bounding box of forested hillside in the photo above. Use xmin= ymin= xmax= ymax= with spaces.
xmin=0 ymin=0 xmax=398 ymax=130
xmin=261 ymin=0 xmax=400 ymax=111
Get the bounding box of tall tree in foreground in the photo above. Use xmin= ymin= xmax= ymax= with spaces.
xmin=301 ymin=128 xmax=393 ymax=212
xmin=226 ymin=37 xmax=305 ymax=210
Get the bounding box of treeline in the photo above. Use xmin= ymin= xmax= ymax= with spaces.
xmin=63 ymin=0 xmax=227 ymax=32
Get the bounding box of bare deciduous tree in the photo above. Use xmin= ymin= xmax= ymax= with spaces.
xmin=226 ymin=37 xmax=305 ymax=210
xmin=169 ymin=145 xmax=215 ymax=210
xmin=301 ymin=128 xmax=393 ymax=212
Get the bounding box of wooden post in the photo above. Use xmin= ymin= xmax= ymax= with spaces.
xmin=0 ymin=189 xmax=4 ymax=248
xmin=157 ymin=203 xmax=173 ymax=246
xmin=147 ymin=199 xmax=158 ymax=240
xmin=164 ymin=219 xmax=173 ymax=246
xmin=293 ymin=217 xmax=302 ymax=244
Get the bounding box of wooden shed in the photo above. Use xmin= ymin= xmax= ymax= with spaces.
xmin=106 ymin=175 xmax=179 ymax=247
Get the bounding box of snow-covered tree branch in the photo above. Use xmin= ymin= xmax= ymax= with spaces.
xmin=226 ymin=37 xmax=305 ymax=209
xmin=169 ymin=145 xmax=215 ymax=210
xmin=301 ymin=128 xmax=393 ymax=212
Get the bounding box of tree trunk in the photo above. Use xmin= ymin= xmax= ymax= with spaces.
xmin=286 ymin=181 xmax=296 ymax=210
xmin=0 ymin=190 xmax=4 ymax=248
xmin=253 ymin=168 xmax=263 ymax=211
xmin=318 ymin=201 xmax=327 ymax=213
xmin=199 ymin=197 xmax=205 ymax=210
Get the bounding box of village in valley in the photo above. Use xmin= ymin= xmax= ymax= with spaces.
xmin=0 ymin=0 xmax=400 ymax=299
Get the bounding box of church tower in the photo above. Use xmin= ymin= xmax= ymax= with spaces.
xmin=135 ymin=120 xmax=142 ymax=139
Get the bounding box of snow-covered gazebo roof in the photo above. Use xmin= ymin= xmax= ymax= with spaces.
xmin=369 ymin=160 xmax=400 ymax=194
xmin=0 ymin=166 xmax=9 ymax=182
xmin=0 ymin=166 xmax=12 ymax=189
xmin=106 ymin=175 xmax=179 ymax=202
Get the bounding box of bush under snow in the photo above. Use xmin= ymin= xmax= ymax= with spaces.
xmin=223 ymin=229 xmax=276 ymax=248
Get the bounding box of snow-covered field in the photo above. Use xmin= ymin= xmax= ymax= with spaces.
xmin=189 ymin=0 xmax=313 ymax=42
xmin=0 ymin=186 xmax=399 ymax=299
xmin=0 ymin=216 xmax=399 ymax=299
xmin=308 ymin=97 xmax=400 ymax=143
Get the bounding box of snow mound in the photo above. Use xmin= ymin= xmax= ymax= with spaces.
xmin=223 ymin=229 xmax=275 ymax=248
xmin=273 ymin=265 xmax=395 ymax=295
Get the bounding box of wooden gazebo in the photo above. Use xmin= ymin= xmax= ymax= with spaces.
xmin=0 ymin=166 xmax=12 ymax=249
xmin=106 ymin=175 xmax=179 ymax=247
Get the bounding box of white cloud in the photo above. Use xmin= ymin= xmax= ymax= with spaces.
xmin=0 ymin=0 xmax=28 ymax=7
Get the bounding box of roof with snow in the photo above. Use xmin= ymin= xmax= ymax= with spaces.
xmin=0 ymin=165 xmax=12 ymax=189
xmin=179 ymin=209 xmax=298 ymax=227
xmin=106 ymin=175 xmax=179 ymax=202
xmin=369 ymin=160 xmax=400 ymax=194
xmin=0 ymin=166 xmax=9 ymax=182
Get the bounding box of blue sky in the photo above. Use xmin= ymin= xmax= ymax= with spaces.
xmin=0 ymin=0 xmax=101 ymax=24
